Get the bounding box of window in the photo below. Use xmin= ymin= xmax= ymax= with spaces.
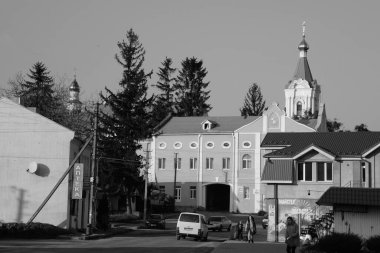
xmin=174 ymin=157 xmax=182 ymax=170
xmin=190 ymin=142 xmax=198 ymax=149
xmin=243 ymin=186 xmax=250 ymax=199
xmin=174 ymin=142 xmax=182 ymax=149
xmin=179 ymin=213 xmax=199 ymax=223
xmin=298 ymin=162 xmax=312 ymax=181
xmin=190 ymin=157 xmax=198 ymax=170
xmin=158 ymin=142 xmax=166 ymax=149
xmin=158 ymin=158 xmax=166 ymax=170
xmin=242 ymin=141 xmax=251 ymax=148
xmin=317 ymin=162 xmax=333 ymax=182
xmin=297 ymin=101 xmax=302 ymax=116
xmin=190 ymin=186 xmax=196 ymax=199
xmin=175 ymin=186 xmax=181 ymax=201
xmin=362 ymin=162 xmax=366 ymax=183
xmin=159 ymin=185 xmax=165 ymax=194
xmin=222 ymin=141 xmax=231 ymax=148
xmin=203 ymin=123 xmax=209 ymax=130
xmin=242 ymin=154 xmax=252 ymax=169
xmin=206 ymin=157 xmax=214 ymax=170
xmin=206 ymin=141 xmax=214 ymax=149
xmin=222 ymin=157 xmax=230 ymax=170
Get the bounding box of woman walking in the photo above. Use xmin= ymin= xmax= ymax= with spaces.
xmin=285 ymin=216 xmax=300 ymax=253
xmin=245 ymin=215 xmax=256 ymax=243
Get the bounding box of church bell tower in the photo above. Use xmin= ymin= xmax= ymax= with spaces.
xmin=285 ymin=22 xmax=321 ymax=118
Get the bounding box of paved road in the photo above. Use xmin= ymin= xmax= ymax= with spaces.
xmin=0 ymin=219 xmax=270 ymax=253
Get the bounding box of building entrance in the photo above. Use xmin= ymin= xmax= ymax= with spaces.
xmin=206 ymin=184 xmax=230 ymax=211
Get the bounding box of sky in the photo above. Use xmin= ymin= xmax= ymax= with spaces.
xmin=1 ymin=0 xmax=380 ymax=131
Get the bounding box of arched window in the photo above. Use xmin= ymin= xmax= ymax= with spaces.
xmin=242 ymin=154 xmax=252 ymax=169
xmin=297 ymin=101 xmax=302 ymax=116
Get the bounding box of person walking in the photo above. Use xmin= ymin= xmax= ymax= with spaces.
xmin=237 ymin=220 xmax=244 ymax=240
xmin=285 ymin=216 xmax=300 ymax=253
xmin=245 ymin=215 xmax=256 ymax=243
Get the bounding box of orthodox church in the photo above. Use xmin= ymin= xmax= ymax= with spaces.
xmin=67 ymin=75 xmax=82 ymax=112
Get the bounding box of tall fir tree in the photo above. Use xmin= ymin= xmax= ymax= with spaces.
xmin=98 ymin=29 xmax=153 ymax=213
xmin=20 ymin=62 xmax=56 ymax=118
xmin=152 ymin=57 xmax=176 ymax=127
xmin=240 ymin=83 xmax=266 ymax=117
xmin=174 ymin=57 xmax=211 ymax=116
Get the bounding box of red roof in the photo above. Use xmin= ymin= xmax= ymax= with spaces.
xmin=317 ymin=187 xmax=380 ymax=207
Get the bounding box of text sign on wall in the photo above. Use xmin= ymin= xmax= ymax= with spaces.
xmin=72 ymin=163 xmax=84 ymax=199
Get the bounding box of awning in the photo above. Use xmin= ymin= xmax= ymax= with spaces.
xmin=261 ymin=160 xmax=294 ymax=184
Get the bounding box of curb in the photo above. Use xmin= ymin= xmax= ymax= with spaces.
xmin=79 ymin=227 xmax=135 ymax=240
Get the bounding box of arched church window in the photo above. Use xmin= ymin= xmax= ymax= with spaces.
xmin=297 ymin=101 xmax=302 ymax=116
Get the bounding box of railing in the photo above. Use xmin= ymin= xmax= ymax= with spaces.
xmin=343 ymin=180 xmax=364 ymax=188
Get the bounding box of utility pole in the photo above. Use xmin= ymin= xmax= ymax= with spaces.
xmin=86 ymin=102 xmax=99 ymax=235
xmin=143 ymin=143 xmax=151 ymax=223
xmin=173 ymin=153 xmax=178 ymax=211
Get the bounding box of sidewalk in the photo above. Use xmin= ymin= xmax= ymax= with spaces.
xmin=213 ymin=240 xmax=290 ymax=253
xmin=65 ymin=223 xmax=140 ymax=240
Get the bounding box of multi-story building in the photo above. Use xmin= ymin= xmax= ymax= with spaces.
xmin=261 ymin=132 xmax=380 ymax=241
xmin=146 ymin=26 xmax=327 ymax=213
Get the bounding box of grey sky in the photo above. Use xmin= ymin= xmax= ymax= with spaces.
xmin=1 ymin=0 xmax=379 ymax=130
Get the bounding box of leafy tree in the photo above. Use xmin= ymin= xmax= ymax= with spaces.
xmin=173 ymin=57 xmax=211 ymax=116
xmin=0 ymin=72 xmax=25 ymax=98
xmin=327 ymin=118 xmax=344 ymax=132
xmin=98 ymin=28 xmax=153 ymax=214
xmin=240 ymin=83 xmax=267 ymax=117
xmin=152 ymin=57 xmax=176 ymax=127
xmin=354 ymin=123 xmax=369 ymax=132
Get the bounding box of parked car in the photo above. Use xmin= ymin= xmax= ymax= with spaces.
xmin=176 ymin=212 xmax=208 ymax=241
xmin=146 ymin=214 xmax=166 ymax=229
xmin=262 ymin=214 xmax=268 ymax=229
xmin=207 ymin=216 xmax=232 ymax=231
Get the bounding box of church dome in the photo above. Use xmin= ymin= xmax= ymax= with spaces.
xmin=298 ymin=37 xmax=309 ymax=51
xmin=70 ymin=78 xmax=80 ymax=92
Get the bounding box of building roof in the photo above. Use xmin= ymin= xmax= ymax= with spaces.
xmin=262 ymin=132 xmax=380 ymax=159
xmin=261 ymin=160 xmax=294 ymax=184
xmin=317 ymin=187 xmax=380 ymax=207
xmin=296 ymin=118 xmax=318 ymax=129
xmin=293 ymin=57 xmax=313 ymax=84
xmin=156 ymin=116 xmax=260 ymax=135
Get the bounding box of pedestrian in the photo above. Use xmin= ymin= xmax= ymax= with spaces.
xmin=285 ymin=216 xmax=300 ymax=253
xmin=237 ymin=220 xmax=244 ymax=240
xmin=245 ymin=215 xmax=256 ymax=243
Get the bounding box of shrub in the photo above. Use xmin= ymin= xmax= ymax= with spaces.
xmin=0 ymin=222 xmax=69 ymax=239
xmin=366 ymin=235 xmax=380 ymax=252
xmin=315 ymin=233 xmax=362 ymax=253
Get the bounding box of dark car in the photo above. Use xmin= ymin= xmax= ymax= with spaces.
xmin=146 ymin=214 xmax=166 ymax=229
xmin=207 ymin=216 xmax=232 ymax=231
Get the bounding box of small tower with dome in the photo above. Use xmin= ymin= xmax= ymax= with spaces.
xmin=284 ymin=22 xmax=321 ymax=119
xmin=68 ymin=75 xmax=82 ymax=112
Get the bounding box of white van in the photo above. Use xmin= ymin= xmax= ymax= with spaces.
xmin=176 ymin=212 xmax=208 ymax=241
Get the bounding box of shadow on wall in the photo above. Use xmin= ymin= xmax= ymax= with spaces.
xmin=10 ymin=186 xmax=28 ymax=223
xmin=34 ymin=163 xmax=50 ymax=177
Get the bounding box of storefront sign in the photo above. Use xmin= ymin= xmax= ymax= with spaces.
xmin=72 ymin=163 xmax=84 ymax=199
